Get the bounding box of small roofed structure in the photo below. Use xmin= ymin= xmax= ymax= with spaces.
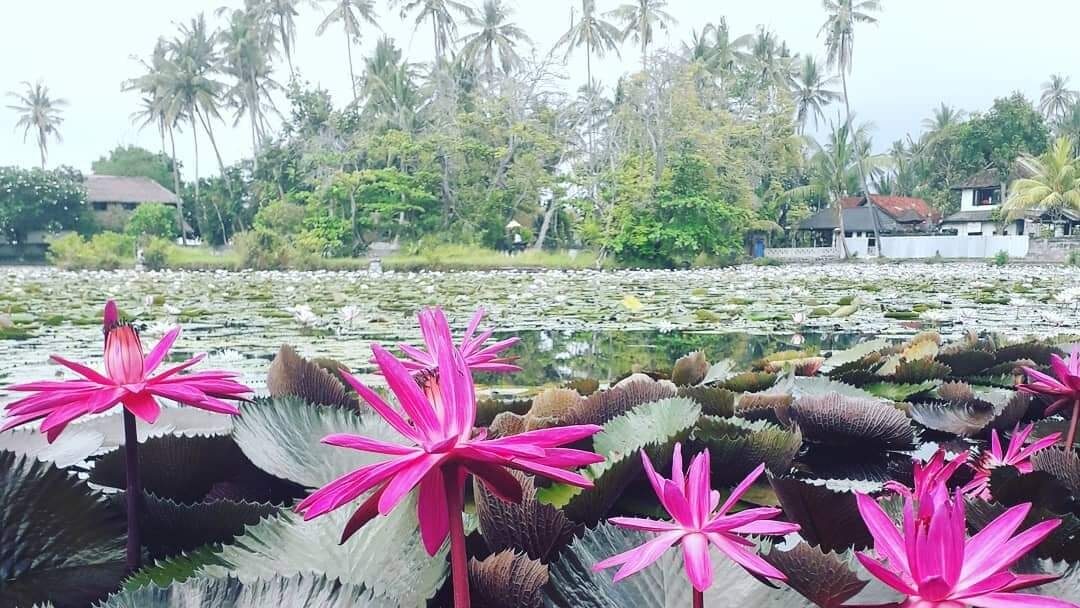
xmin=797 ymin=195 xmax=937 ymax=248
xmin=85 ymin=175 xmax=182 ymax=232
xmin=939 ymin=161 xmax=1072 ymax=236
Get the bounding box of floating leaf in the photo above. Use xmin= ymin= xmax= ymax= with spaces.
xmin=769 ymin=475 xmax=872 ymax=553
xmin=538 ymin=398 xmax=700 ymax=523
xmin=475 ymin=470 xmax=577 ymax=563
xmin=936 ymin=349 xmax=996 ymax=377
xmin=100 ymin=575 xmax=392 ymax=607
xmin=544 ymin=524 xmax=811 ymax=607
xmin=1032 ymin=448 xmax=1080 ymax=495
xmin=863 ymin=381 xmax=937 ymax=402
xmin=790 ymin=393 xmax=915 ymax=450
xmin=566 ymin=376 xmax=679 ymax=428
xmin=563 ymin=377 xmax=600 ymax=396
xmin=909 ymin=400 xmax=995 ymax=437
xmin=887 ymin=359 xmax=950 ymax=384
xmin=202 ymin=495 xmax=447 ymax=604
xmin=994 ymin=341 xmax=1060 ymax=366
xmin=735 ymin=393 xmax=793 ymax=426
xmin=0 ymin=451 xmax=126 ymax=608
xmin=267 ymin=345 xmax=355 ymax=409
xmin=133 ymin=494 xmax=278 ymax=559
xmin=693 ymin=416 xmax=801 ymax=485
xmin=937 ymin=381 xmax=974 ymax=402
xmin=671 ymin=351 xmax=708 ymax=386
xmin=821 ymin=339 xmax=890 ymax=372
xmin=232 ymin=397 xmax=403 ymax=488
xmin=966 ymin=499 xmax=1080 ymax=562
xmin=762 ymin=543 xmax=867 ymax=608
xmin=721 ymin=371 xmax=778 ymax=393
xmin=677 ymin=386 xmax=735 ymax=417
xmin=122 ymin=546 xmax=226 ymax=591
xmin=469 ymin=551 xmax=548 ymax=608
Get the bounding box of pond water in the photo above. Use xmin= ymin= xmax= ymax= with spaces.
xmin=1 ymin=263 xmax=1078 ymax=401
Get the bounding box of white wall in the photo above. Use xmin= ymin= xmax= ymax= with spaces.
xmin=878 ymin=234 xmax=1028 ymax=258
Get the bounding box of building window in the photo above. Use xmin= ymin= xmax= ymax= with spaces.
xmin=973 ymin=187 xmax=1000 ymax=206
xmin=92 ymin=202 xmax=107 ymax=211
xmin=122 ymin=203 xmax=137 ymax=211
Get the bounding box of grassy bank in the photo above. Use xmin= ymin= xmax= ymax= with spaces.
xmin=47 ymin=239 xmax=604 ymax=272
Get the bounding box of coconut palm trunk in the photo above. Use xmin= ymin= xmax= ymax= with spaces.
xmin=345 ymin=27 xmax=358 ymax=100
xmin=841 ymin=71 xmax=880 ymax=256
xmin=36 ymin=128 xmax=47 ymax=169
xmin=167 ymin=127 xmax=187 ymax=245
xmin=194 ymin=108 xmax=232 ymax=240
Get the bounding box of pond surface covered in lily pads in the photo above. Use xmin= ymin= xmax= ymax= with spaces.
xmin=0 ymin=263 xmax=1078 ymax=398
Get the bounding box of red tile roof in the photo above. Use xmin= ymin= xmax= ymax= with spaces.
xmin=839 ymin=195 xmax=939 ymax=223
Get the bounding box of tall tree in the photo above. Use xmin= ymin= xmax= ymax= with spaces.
xmin=6 ymin=81 xmax=67 ymax=169
xmin=219 ymin=6 xmax=283 ymax=167
xmin=125 ymin=39 xmax=188 ymax=242
xmin=391 ymin=0 xmax=474 ymax=62
xmin=791 ymin=55 xmax=840 ymax=134
xmin=922 ymin=102 xmax=965 ymax=133
xmin=1002 ymin=136 xmax=1080 ymax=225
xmin=460 ymin=0 xmax=532 ymax=89
xmin=820 ymin=0 xmax=881 ymax=255
xmin=556 ymin=0 xmax=621 ymax=172
xmin=165 ymin=14 xmax=230 ymax=239
xmin=607 ymin=0 xmax=676 ymax=71
xmin=316 ymin=0 xmax=379 ymax=100
xmin=1040 ymin=73 xmax=1078 ymax=123
xmin=253 ymin=0 xmax=301 ymax=78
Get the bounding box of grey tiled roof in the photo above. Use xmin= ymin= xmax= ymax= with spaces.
xmin=86 ymin=175 xmax=179 ymax=204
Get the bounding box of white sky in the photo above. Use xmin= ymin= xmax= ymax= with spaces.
xmin=0 ymin=0 xmax=1074 ymax=174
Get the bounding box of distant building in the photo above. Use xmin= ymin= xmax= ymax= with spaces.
xmin=798 ymin=195 xmax=938 ymax=252
xmin=941 ymin=164 xmax=1080 ymax=237
xmin=85 ymin=175 xmax=180 ymax=232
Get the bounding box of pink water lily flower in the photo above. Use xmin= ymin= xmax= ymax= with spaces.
xmin=295 ymin=307 xmax=602 ymax=555
xmin=885 ymin=449 xmax=968 ymax=521
xmin=2 ymin=300 xmax=251 ymax=442
xmin=396 ymin=307 xmax=520 ymax=375
xmin=855 ymin=487 xmax=1075 ymax=608
xmin=962 ymin=424 xmax=1061 ymax=501
xmin=1018 ymin=346 xmax=1080 ymax=451
xmin=593 ymin=444 xmax=799 ymax=594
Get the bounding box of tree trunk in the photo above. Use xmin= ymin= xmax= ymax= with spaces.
xmin=345 ymin=26 xmax=358 ymax=100
xmin=194 ymin=108 xmax=233 ymax=241
xmin=533 ymin=199 xmax=557 ymax=250
xmin=168 ymin=127 xmax=187 ymax=245
xmin=586 ymin=38 xmax=594 ymax=176
xmin=191 ymin=121 xmax=201 ymax=242
xmin=280 ymin=18 xmax=295 ymax=79
xmin=432 ymin=15 xmax=441 ymax=62
xmin=38 ymin=128 xmax=46 ymax=169
xmin=841 ymin=69 xmax=875 ymax=257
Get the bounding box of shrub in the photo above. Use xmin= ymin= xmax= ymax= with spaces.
xmin=47 ymin=231 xmax=135 ymax=270
xmin=125 ymin=203 xmax=180 ymax=240
xmin=141 ymin=237 xmax=172 ymax=271
xmin=993 ymin=250 xmax=1009 ymax=266
xmin=751 ymin=257 xmax=782 ymax=267
xmin=1068 ymin=249 xmax=1080 ymax=267
xmin=233 ymin=228 xmax=291 ymax=270
xmin=254 ymin=199 xmax=306 ymax=235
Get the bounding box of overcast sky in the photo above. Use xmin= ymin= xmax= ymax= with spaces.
xmin=0 ymin=0 xmax=1074 ymax=174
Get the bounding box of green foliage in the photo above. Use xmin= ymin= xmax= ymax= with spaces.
xmin=253 ymin=200 xmax=306 ymax=235
xmin=295 ymin=215 xmax=351 ymax=258
xmin=125 ymin=203 xmax=180 ymax=240
xmin=91 ymin=145 xmax=175 ymax=189
xmin=0 ymin=166 xmax=91 ymax=243
xmin=993 ymin=250 xmax=1009 ymax=266
xmin=1068 ymin=249 xmax=1080 ymax=267
xmin=47 ymin=232 xmax=135 ymax=270
xmin=606 ymin=146 xmax=753 ymax=267
xmin=233 ymin=228 xmax=291 ymax=270
xmin=142 ymin=237 xmax=172 ymax=270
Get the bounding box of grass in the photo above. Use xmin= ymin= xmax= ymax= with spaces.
xmin=383 ymin=244 xmax=603 ymax=272
xmin=164 ymin=246 xmax=239 ymax=270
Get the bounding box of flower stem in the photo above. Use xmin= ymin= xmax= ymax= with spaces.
xmin=693 ymin=588 xmax=704 ymax=608
xmin=123 ymin=409 xmax=142 ymax=572
xmin=444 ymin=468 xmax=470 ymax=608
xmin=1066 ymin=400 xmax=1079 ymax=454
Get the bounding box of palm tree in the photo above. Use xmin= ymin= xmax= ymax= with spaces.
xmin=316 ymin=0 xmax=379 ymax=100
xmin=820 ymin=0 xmax=881 ymax=255
xmin=1040 ymin=74 xmax=1078 ymax=123
xmin=252 ymin=0 xmax=301 ymax=78
xmin=1055 ymin=102 xmax=1080 ymax=156
xmin=1002 ymin=137 xmax=1080 ymax=226
xmin=607 ymin=0 xmax=676 ymax=71
xmin=6 ymin=81 xmax=67 ymax=169
xmin=792 ymin=55 xmax=841 ymax=134
xmin=922 ymin=102 xmax=965 ymax=133
xmin=556 ymin=0 xmax=621 ymax=172
xmin=460 ymin=0 xmax=532 ymax=89
xmin=219 ymin=6 xmax=282 ymax=166
xmin=124 ymin=39 xmax=188 ymax=243
xmin=361 ymin=37 xmax=424 ymax=133
xmin=163 ymin=15 xmax=230 ymax=239
xmin=391 ymin=0 xmax=474 ymax=62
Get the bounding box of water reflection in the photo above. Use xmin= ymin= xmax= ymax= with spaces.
xmin=478 ymin=330 xmax=866 ymax=386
